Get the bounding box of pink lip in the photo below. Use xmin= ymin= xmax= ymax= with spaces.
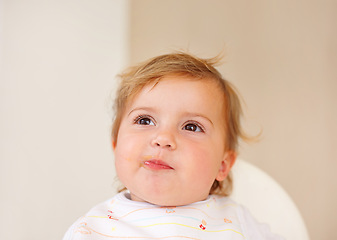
xmin=143 ymin=160 xmax=174 ymax=170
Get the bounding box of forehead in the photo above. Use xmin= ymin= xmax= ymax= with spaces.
xmin=139 ymin=73 xmax=217 ymax=93
xmin=126 ymin=75 xmax=226 ymax=119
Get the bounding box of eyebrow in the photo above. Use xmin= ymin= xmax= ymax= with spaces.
xmin=183 ymin=112 xmax=214 ymax=126
xmin=128 ymin=107 xmax=214 ymax=126
xmin=127 ymin=107 xmax=154 ymax=117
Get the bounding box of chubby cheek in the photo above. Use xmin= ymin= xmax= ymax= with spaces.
xmin=188 ymin=150 xmax=220 ymax=185
xmin=114 ymin=138 xmax=142 ymax=176
xmin=114 ymin=151 xmax=139 ymax=190
xmin=115 ymin=145 xmax=140 ymax=167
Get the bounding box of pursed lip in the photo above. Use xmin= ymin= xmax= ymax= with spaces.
xmin=142 ymin=159 xmax=174 ymax=170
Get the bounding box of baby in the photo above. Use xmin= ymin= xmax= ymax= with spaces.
xmin=63 ymin=52 xmax=284 ymax=240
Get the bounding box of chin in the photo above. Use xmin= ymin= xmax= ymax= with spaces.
xmin=130 ymin=187 xmax=209 ymax=207
xmin=139 ymin=195 xmax=175 ymax=207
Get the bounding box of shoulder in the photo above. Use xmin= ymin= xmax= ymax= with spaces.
xmin=210 ymin=195 xmax=285 ymax=240
xmin=62 ymin=194 xmax=121 ymax=240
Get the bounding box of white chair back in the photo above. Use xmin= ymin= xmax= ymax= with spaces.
xmin=231 ymin=160 xmax=310 ymax=240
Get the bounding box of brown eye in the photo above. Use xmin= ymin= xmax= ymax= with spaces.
xmin=184 ymin=123 xmax=203 ymax=132
xmin=135 ymin=116 xmax=155 ymax=126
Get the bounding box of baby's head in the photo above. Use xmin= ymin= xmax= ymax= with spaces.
xmin=111 ymin=52 xmax=246 ymax=206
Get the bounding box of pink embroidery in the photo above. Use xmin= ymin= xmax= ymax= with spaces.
xmin=166 ymin=208 xmax=176 ymax=213
xmin=199 ymin=219 xmax=207 ymax=230
xmin=75 ymin=222 xmax=91 ymax=234
xmin=107 ymin=210 xmax=119 ymax=220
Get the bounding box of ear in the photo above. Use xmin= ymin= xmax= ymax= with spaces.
xmin=216 ymin=151 xmax=237 ymax=181
xmin=112 ymin=140 xmax=116 ymax=150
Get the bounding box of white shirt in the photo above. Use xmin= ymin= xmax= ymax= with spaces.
xmin=63 ymin=191 xmax=284 ymax=240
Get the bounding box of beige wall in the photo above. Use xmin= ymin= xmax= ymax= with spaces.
xmin=129 ymin=1 xmax=337 ymax=239
xmin=1 ymin=1 xmax=128 ymax=239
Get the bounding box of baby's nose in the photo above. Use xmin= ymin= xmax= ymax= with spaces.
xmin=151 ymin=131 xmax=177 ymax=150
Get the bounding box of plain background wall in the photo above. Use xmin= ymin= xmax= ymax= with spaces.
xmin=0 ymin=1 xmax=128 ymax=239
xmin=128 ymin=1 xmax=337 ymax=240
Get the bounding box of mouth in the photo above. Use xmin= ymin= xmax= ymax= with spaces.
xmin=142 ymin=159 xmax=174 ymax=170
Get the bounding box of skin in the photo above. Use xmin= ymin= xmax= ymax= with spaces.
xmin=113 ymin=75 xmax=236 ymax=206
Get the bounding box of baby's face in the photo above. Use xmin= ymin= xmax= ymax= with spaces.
xmin=114 ymin=75 xmax=235 ymax=206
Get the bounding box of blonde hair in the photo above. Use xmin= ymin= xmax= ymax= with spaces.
xmin=112 ymin=52 xmax=248 ymax=196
